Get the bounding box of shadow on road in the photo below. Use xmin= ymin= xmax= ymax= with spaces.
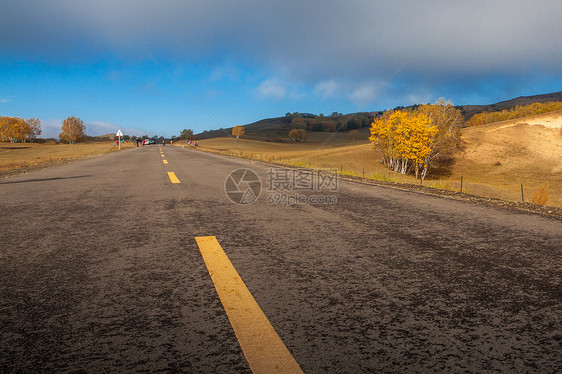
xmin=0 ymin=175 xmax=92 ymax=184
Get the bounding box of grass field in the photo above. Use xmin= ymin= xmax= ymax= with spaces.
xmin=194 ymin=131 xmax=431 ymax=186
xmin=190 ymin=118 xmax=561 ymax=207
xmin=0 ymin=140 xmax=135 ymax=172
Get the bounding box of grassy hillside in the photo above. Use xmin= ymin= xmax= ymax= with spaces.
xmin=196 ymin=117 xmax=290 ymax=140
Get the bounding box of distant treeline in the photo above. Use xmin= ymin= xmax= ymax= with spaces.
xmin=466 ymin=101 xmax=562 ymax=127
xmin=285 ymin=111 xmax=383 ymax=132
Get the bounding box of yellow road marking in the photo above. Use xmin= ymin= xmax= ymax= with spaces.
xmin=195 ymin=236 xmax=303 ymax=374
xmin=163 ymin=160 xmax=168 ymax=164
xmin=161 ymin=154 xmax=165 ymax=157
xmin=167 ymin=172 xmax=180 ymax=183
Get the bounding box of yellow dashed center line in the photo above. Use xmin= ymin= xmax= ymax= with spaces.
xmin=195 ymin=236 xmax=303 ymax=374
xmin=163 ymin=160 xmax=168 ymax=164
xmin=167 ymin=172 xmax=180 ymax=183
xmin=161 ymin=154 xmax=165 ymax=157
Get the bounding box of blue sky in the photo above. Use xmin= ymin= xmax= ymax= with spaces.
xmin=1 ymin=0 xmax=561 ymax=138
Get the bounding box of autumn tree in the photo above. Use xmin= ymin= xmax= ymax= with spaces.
xmin=349 ymin=129 xmax=360 ymax=140
xmin=289 ymin=128 xmax=307 ymax=142
xmin=414 ymin=99 xmax=463 ymax=180
xmin=0 ymin=116 xmax=30 ymax=142
xmin=369 ymin=110 xmax=437 ymax=179
xmin=59 ymin=116 xmax=86 ymax=144
xmin=232 ymin=125 xmax=245 ymax=139
xmin=26 ymin=118 xmax=42 ymax=142
xmin=290 ymin=117 xmax=307 ymax=130
xmin=289 ymin=129 xmax=299 ymax=142
xmin=179 ymin=128 xmax=194 ymax=140
xmin=347 ymin=117 xmax=362 ymax=130
xmin=321 ymin=120 xmax=337 ymax=132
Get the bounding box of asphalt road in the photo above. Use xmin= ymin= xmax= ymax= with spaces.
xmin=1 ymin=144 xmax=561 ymax=373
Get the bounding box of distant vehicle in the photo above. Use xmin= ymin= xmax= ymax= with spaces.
xmin=144 ymin=139 xmax=155 ymax=145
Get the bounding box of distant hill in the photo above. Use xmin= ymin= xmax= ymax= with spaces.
xmin=196 ymin=91 xmax=562 ymax=139
xmin=197 ymin=117 xmax=290 ymax=140
xmin=457 ymin=91 xmax=562 ymax=119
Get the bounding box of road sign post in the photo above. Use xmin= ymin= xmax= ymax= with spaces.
xmin=116 ymin=130 xmax=123 ymax=150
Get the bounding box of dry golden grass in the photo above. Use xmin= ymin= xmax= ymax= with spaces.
xmin=0 ymin=140 xmax=135 ymax=171
xmin=190 ymin=131 xmax=419 ymax=185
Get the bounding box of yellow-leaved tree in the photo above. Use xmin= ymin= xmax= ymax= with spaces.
xmin=414 ymin=99 xmax=463 ymax=180
xmin=289 ymin=128 xmax=307 ymax=142
xmin=395 ymin=112 xmax=437 ymax=178
xmin=232 ymin=125 xmax=245 ymax=139
xmin=0 ymin=116 xmax=31 ymax=142
xmin=369 ymin=110 xmax=437 ymax=181
xmin=59 ymin=116 xmax=86 ymax=144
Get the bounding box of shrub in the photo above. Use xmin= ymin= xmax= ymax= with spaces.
xmin=531 ymin=183 xmax=549 ymax=205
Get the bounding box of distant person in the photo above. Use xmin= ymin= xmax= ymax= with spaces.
xmin=142 ymin=139 xmax=145 ymax=146
xmin=162 ymin=140 xmax=165 ymax=146
xmin=136 ymin=139 xmax=139 ymax=147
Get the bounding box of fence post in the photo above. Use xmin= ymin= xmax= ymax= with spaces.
xmin=460 ymin=176 xmax=463 ymax=193
xmin=521 ymin=184 xmax=524 ymax=203
xmin=362 ymin=168 xmax=365 ymax=180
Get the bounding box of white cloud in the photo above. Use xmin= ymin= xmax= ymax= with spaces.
xmin=40 ymin=119 xmax=63 ymax=139
xmin=256 ymin=79 xmax=286 ymax=100
xmin=209 ymin=63 xmax=242 ymax=82
xmin=405 ymin=93 xmax=433 ymax=106
xmin=314 ymin=81 xmax=340 ymax=100
xmin=85 ymin=121 xmax=148 ymax=137
xmin=347 ymin=85 xmax=376 ymax=108
xmin=85 ymin=121 xmax=120 ymax=136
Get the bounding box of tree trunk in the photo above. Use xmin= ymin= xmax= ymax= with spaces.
xmin=421 ymin=166 xmax=428 ymax=182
